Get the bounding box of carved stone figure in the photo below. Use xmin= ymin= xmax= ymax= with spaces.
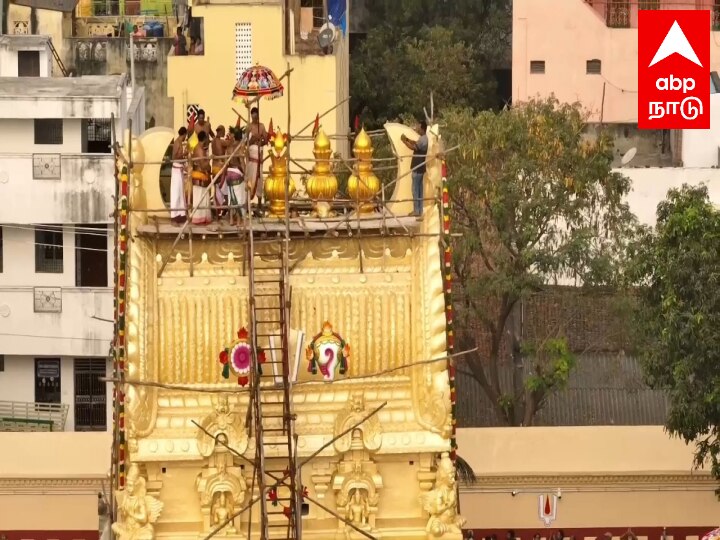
xmin=212 ymin=492 xmax=234 ymax=529
xmin=112 ymin=464 xmax=164 ymax=540
xmin=197 ymin=451 xmax=247 ymax=535
xmin=344 ymin=488 xmax=370 ymax=528
xmin=421 ymin=453 xmax=465 ymax=540
xmin=197 ymin=394 xmax=248 ymax=457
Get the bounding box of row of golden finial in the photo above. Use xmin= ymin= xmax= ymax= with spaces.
xmin=264 ymin=127 xmax=381 ymax=218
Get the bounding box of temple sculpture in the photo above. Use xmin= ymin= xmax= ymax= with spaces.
xmin=112 ymin=117 xmax=461 ymax=539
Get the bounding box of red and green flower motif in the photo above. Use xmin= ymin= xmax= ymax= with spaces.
xmin=218 ymin=327 xmax=266 ymax=386
xmin=268 ymin=484 xmax=308 ymax=519
xmin=306 ymin=321 xmax=349 ymax=382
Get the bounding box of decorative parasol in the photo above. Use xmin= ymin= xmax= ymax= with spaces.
xmin=232 ymin=64 xmax=284 ymax=103
xmin=701 ymin=528 xmax=720 ymax=540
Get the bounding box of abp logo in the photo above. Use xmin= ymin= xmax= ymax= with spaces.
xmin=638 ymin=10 xmax=709 ymax=129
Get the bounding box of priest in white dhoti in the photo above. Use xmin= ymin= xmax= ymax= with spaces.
xmin=246 ymin=107 xmax=268 ymax=209
xmin=170 ymin=127 xmax=188 ymax=224
xmin=190 ymin=130 xmax=213 ymax=225
xmin=226 ymin=130 xmax=247 ymax=225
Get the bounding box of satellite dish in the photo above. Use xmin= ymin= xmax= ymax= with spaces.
xmin=621 ymin=147 xmax=637 ymax=166
xmin=318 ymin=22 xmax=336 ymax=49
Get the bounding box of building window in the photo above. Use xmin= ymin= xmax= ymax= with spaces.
xmin=301 ymin=0 xmax=325 ymax=28
xmin=586 ymin=59 xmax=602 ymax=75
xmin=188 ymin=15 xmax=204 ymax=55
xmin=35 ymin=358 xmax=61 ymax=404
xmin=82 ymin=119 xmax=112 ymax=154
xmin=530 ymin=60 xmax=545 ymax=74
xmin=75 ymin=224 xmax=108 ymax=287
xmin=235 ymin=22 xmax=253 ymax=81
xmin=74 ymin=358 xmax=107 ymax=432
xmin=606 ymin=0 xmax=630 ymax=28
xmin=34 ymin=119 xmax=63 ymax=145
xmin=18 ymin=50 xmax=40 ymax=77
xmin=35 ymin=226 xmax=64 ymax=273
xmin=714 ymin=0 xmax=720 ymax=31
xmin=638 ymin=0 xmax=660 ymax=9
xmin=0 ymin=355 xmax=4 ymax=372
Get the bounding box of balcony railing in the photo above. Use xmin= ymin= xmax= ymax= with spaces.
xmin=584 ymin=0 xmax=720 ymax=29
xmin=0 ymin=400 xmax=69 ymax=432
xmin=0 ymin=153 xmax=115 ymax=224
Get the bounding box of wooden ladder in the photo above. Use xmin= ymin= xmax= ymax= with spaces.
xmin=48 ymin=38 xmax=68 ymax=77
xmin=247 ymin=215 xmax=301 ymax=540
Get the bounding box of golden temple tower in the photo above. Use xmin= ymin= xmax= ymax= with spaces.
xmin=347 ymin=128 xmax=381 ymax=214
xmin=264 ymin=127 xmax=295 ymax=217
xmin=112 ymin=120 xmax=461 ymax=540
xmin=306 ymin=128 xmax=339 ymax=218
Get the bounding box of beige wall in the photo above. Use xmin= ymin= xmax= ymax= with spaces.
xmin=458 ymin=427 xmax=718 ymax=530
xmin=0 ymin=432 xmax=111 ymax=531
xmin=512 ymin=0 xmax=720 ymax=123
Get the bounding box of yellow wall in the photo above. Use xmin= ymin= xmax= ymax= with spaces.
xmin=0 ymin=432 xmax=111 ymax=531
xmin=457 ymin=427 xmax=718 ymax=530
xmin=167 ymin=2 xmax=350 ymax=161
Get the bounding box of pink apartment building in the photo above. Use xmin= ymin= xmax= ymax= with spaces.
xmin=512 ymin=0 xmax=720 ymax=167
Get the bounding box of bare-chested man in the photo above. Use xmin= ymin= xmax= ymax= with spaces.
xmin=211 ymin=125 xmax=231 ymax=216
xmin=225 ymin=130 xmax=247 ymax=225
xmin=190 ymin=131 xmax=212 ymax=225
xmin=170 ymin=126 xmax=188 ymax=224
xmin=193 ymin=109 xmax=215 ymax=139
xmin=245 ymin=107 xmax=268 ymax=205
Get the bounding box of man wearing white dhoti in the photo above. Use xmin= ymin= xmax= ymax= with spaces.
xmin=246 ymin=107 xmax=268 ymax=210
xmin=170 ymin=127 xmax=188 ymax=224
xmin=226 ymin=130 xmax=247 ymax=225
xmin=190 ymin=130 xmax=213 ymax=225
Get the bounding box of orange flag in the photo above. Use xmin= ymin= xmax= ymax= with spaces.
xmin=312 ymin=113 xmax=320 ymax=137
xmin=354 ymin=115 xmax=360 ymax=133
xmin=268 ymin=118 xmax=274 ymax=139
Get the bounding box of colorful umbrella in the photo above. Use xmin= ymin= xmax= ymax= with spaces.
xmin=232 ymin=64 xmax=284 ymax=103
xmin=701 ymin=528 xmax=720 ymax=540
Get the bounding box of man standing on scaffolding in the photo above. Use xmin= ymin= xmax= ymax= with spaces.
xmin=245 ymin=107 xmax=268 ymax=212
xmin=401 ymin=119 xmax=428 ymax=220
xmin=170 ymin=127 xmax=188 ymax=224
xmin=190 ymin=131 xmax=213 ymax=225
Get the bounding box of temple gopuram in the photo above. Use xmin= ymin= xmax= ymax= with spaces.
xmin=109 ymin=98 xmax=463 ymax=539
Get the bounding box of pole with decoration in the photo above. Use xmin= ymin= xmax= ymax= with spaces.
xmin=441 ymin=159 xmax=458 ymax=458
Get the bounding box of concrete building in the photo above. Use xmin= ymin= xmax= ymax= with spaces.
xmin=0 ymin=35 xmax=143 ymax=432
xmin=0 ymin=34 xmax=141 ymax=540
xmin=513 ymin=0 xmax=720 ymax=170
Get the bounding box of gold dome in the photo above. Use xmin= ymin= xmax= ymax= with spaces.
xmin=353 ymin=128 xmax=372 ymax=152
xmin=314 ymin=128 xmax=331 ymax=151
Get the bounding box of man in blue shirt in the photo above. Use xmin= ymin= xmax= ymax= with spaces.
xmin=401 ymin=120 xmax=429 ymax=219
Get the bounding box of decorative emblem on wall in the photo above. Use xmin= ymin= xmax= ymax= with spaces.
xmin=218 ymin=327 xmax=266 ymax=386
xmin=33 ymin=287 xmax=62 ymax=313
xmin=306 ymin=321 xmax=349 ymax=382
xmin=538 ymin=493 xmax=558 ymax=526
xmin=32 ymin=154 xmax=61 ymax=180
xmin=13 ymin=21 xmax=29 ymax=35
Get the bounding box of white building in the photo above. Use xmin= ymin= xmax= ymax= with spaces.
xmin=0 ymin=34 xmax=143 ymax=433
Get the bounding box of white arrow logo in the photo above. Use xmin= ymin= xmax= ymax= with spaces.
xmin=649 ymin=20 xmax=703 ymax=67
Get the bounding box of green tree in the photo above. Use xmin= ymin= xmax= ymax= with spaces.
xmin=351 ymin=26 xmax=495 ymax=126
xmin=350 ymin=0 xmax=511 ymax=125
xmin=443 ymin=97 xmax=639 ymax=426
xmin=633 ymin=184 xmax=720 ymax=486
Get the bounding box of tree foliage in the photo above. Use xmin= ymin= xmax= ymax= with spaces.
xmin=443 ymin=97 xmax=639 ymax=426
xmin=350 ymin=0 xmax=510 ymax=125
xmin=632 ymin=184 xmax=720 ymax=485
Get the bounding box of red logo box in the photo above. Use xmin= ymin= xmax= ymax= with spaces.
xmin=638 ymin=10 xmax=709 ymax=129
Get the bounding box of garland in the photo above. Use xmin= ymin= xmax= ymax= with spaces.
xmin=441 ymin=160 xmax=458 ymax=458
xmin=268 ymin=473 xmax=308 ymax=519
xmin=114 ymin=163 xmax=129 ymax=488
